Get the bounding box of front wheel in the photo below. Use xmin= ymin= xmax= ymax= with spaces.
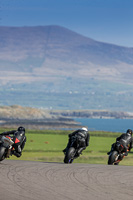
xmin=64 ymin=147 xmax=76 ymax=164
xmin=108 ymin=151 xmax=119 ymax=165
xmin=0 ymin=145 xmax=6 ymax=161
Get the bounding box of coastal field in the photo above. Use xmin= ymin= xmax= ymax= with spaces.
xmin=2 ymin=129 xmax=132 ymax=166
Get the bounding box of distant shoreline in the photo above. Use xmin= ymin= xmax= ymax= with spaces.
xmin=0 ymin=105 xmax=133 ymax=130
xmin=49 ymin=110 xmax=133 ymax=119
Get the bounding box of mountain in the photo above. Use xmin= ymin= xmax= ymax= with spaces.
xmin=0 ymin=25 xmax=133 ymax=111
xmin=0 ymin=25 xmax=133 ymax=83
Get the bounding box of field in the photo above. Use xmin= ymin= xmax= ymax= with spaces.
xmin=2 ymin=129 xmax=133 ymax=165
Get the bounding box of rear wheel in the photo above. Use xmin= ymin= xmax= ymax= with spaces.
xmin=108 ymin=151 xmax=118 ymax=165
xmin=0 ymin=146 xmax=6 ymax=161
xmin=64 ymin=147 xmax=76 ymax=164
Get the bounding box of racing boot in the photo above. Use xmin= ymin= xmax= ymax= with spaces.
xmin=114 ymin=162 xmax=119 ymax=165
xmin=77 ymin=147 xmax=85 ymax=156
xmin=13 ymin=150 xmax=21 ymax=157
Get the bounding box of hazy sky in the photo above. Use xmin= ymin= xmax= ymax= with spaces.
xmin=0 ymin=0 xmax=133 ymax=47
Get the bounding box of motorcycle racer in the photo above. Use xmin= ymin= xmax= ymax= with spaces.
xmin=107 ymin=129 xmax=133 ymax=158
xmin=63 ymin=127 xmax=90 ymax=156
xmin=0 ymin=126 xmax=26 ymax=157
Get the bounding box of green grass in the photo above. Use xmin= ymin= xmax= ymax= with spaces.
xmin=1 ymin=128 xmax=132 ymax=165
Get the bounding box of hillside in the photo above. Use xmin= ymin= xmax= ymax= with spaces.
xmin=0 ymin=25 xmax=133 ymax=84
xmin=0 ymin=105 xmax=133 ymax=130
xmin=0 ymin=25 xmax=133 ymax=111
xmin=0 ymin=105 xmax=80 ymax=130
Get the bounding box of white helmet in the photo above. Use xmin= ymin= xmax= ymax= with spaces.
xmin=80 ymin=127 xmax=88 ymax=132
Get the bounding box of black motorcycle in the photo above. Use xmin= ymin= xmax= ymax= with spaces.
xmin=108 ymin=141 xmax=128 ymax=165
xmin=63 ymin=135 xmax=83 ymax=164
xmin=0 ymin=135 xmax=14 ymax=161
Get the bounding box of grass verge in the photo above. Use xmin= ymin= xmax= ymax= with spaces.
xmin=0 ymin=129 xmax=129 ymax=166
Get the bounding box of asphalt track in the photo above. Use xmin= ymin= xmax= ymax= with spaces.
xmin=0 ymin=160 xmax=133 ymax=200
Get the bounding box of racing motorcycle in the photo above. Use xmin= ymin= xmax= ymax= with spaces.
xmin=108 ymin=141 xmax=129 ymax=165
xmin=0 ymin=135 xmax=14 ymax=161
xmin=63 ymin=135 xmax=83 ymax=164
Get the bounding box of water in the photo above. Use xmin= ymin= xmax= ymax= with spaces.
xmin=74 ymin=118 xmax=133 ymax=132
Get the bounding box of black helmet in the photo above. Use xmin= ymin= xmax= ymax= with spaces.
xmin=18 ymin=126 xmax=25 ymax=132
xmin=126 ymin=129 xmax=132 ymax=135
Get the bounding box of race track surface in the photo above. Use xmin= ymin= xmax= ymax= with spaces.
xmin=0 ymin=160 xmax=133 ymax=200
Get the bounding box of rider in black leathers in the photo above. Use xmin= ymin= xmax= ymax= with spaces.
xmin=107 ymin=129 xmax=133 ymax=157
xmin=0 ymin=126 xmax=26 ymax=157
xmin=63 ymin=127 xmax=90 ymax=156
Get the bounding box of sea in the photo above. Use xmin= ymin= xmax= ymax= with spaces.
xmin=74 ymin=118 xmax=133 ymax=133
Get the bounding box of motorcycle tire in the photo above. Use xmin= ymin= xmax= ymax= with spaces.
xmin=64 ymin=147 xmax=76 ymax=164
xmin=0 ymin=145 xmax=6 ymax=161
xmin=108 ymin=151 xmax=118 ymax=165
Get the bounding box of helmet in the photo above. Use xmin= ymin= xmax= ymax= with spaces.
xmin=18 ymin=126 xmax=25 ymax=132
xmin=80 ymin=127 xmax=88 ymax=132
xmin=126 ymin=129 xmax=132 ymax=135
